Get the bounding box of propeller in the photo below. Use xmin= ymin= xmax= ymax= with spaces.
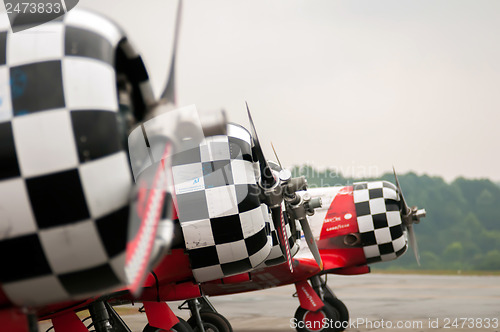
xmin=246 ymin=103 xmax=292 ymax=271
xmin=246 ymin=103 xmax=324 ymax=271
xmin=393 ymin=167 xmax=427 ymax=265
xmin=125 ymin=0 xmax=184 ymax=293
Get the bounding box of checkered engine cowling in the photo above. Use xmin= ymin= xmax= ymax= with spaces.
xmin=173 ymin=124 xmax=273 ymax=282
xmin=353 ymin=181 xmax=408 ymax=264
xmin=0 ymin=10 xmax=157 ymax=306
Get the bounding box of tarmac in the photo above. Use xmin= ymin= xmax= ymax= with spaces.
xmin=39 ymin=273 xmax=500 ymax=331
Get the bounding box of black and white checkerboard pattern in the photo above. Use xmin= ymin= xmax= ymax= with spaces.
xmin=261 ymin=206 xmax=300 ymax=267
xmin=0 ymin=10 xmax=154 ymax=306
xmin=173 ymin=124 xmax=272 ymax=282
xmin=353 ymin=181 xmax=408 ymax=264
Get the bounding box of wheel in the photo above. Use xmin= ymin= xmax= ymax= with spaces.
xmin=187 ymin=312 xmax=233 ymax=332
xmin=294 ymin=303 xmax=341 ymax=332
xmin=143 ymin=317 xmax=193 ymax=332
xmin=323 ymin=296 xmax=349 ymax=331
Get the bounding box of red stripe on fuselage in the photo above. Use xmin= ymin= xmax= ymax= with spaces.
xmin=319 ymin=186 xmax=358 ymax=243
xmin=318 ymin=186 xmax=366 ymax=270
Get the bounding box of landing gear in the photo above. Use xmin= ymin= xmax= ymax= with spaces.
xmin=88 ymin=300 xmax=132 ymax=332
xmin=311 ymin=276 xmax=349 ymax=327
xmin=180 ymin=296 xmax=233 ymax=332
xmin=293 ymin=276 xmax=349 ymax=332
xmin=88 ymin=301 xmax=114 ymax=332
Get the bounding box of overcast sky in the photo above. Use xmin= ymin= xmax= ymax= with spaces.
xmin=78 ymin=1 xmax=499 ymax=181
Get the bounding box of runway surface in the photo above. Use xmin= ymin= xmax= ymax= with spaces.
xmin=39 ymin=273 xmax=500 ymax=331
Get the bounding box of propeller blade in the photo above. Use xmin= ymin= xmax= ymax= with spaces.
xmin=270 ymin=142 xmax=283 ymax=169
xmin=392 ymin=166 xmax=410 ymax=216
xmin=393 ymin=167 xmax=424 ymax=265
xmin=298 ymin=218 xmax=323 ymax=270
xmin=160 ymin=0 xmax=183 ymax=104
xmin=246 ymin=102 xmax=276 ymax=188
xmin=407 ymin=224 xmax=420 ymax=266
xmin=271 ymin=206 xmax=293 ymax=273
